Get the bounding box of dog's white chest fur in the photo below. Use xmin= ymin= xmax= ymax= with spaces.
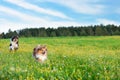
xmin=10 ymin=42 xmax=18 ymax=50
xmin=12 ymin=42 xmax=18 ymax=47
xmin=35 ymin=54 xmax=47 ymax=62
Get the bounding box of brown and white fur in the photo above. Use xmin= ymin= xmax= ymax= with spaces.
xmin=33 ymin=45 xmax=47 ymax=62
xmin=9 ymin=36 xmax=19 ymax=51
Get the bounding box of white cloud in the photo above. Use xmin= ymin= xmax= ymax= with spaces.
xmin=0 ymin=6 xmax=81 ymax=33
xmin=97 ymin=18 xmax=120 ymax=25
xmin=5 ymin=0 xmax=71 ymax=19
xmin=40 ymin=0 xmax=105 ymax=15
xmin=0 ymin=6 xmax=49 ymax=23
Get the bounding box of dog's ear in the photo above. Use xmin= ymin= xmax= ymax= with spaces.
xmin=42 ymin=45 xmax=47 ymax=51
xmin=33 ymin=47 xmax=36 ymax=53
xmin=33 ymin=47 xmax=36 ymax=52
xmin=11 ymin=37 xmax=14 ymax=41
xmin=33 ymin=48 xmax=36 ymax=56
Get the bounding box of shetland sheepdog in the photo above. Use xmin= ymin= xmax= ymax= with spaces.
xmin=33 ymin=45 xmax=47 ymax=62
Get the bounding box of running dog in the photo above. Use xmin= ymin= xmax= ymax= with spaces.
xmin=33 ymin=45 xmax=47 ymax=62
xmin=9 ymin=36 xmax=19 ymax=51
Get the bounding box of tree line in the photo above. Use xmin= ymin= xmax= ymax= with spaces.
xmin=0 ymin=24 xmax=120 ymax=38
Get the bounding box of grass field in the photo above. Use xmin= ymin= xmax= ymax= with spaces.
xmin=0 ymin=36 xmax=120 ymax=80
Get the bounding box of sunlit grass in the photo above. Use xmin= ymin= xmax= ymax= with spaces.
xmin=0 ymin=36 xmax=120 ymax=79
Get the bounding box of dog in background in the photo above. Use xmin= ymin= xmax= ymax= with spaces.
xmin=33 ymin=45 xmax=47 ymax=62
xmin=9 ymin=36 xmax=19 ymax=51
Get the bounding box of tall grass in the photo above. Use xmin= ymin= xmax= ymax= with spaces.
xmin=0 ymin=36 xmax=120 ymax=80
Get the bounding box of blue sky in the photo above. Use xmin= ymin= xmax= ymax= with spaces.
xmin=0 ymin=0 xmax=120 ymax=33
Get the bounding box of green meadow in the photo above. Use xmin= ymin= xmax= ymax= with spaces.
xmin=0 ymin=36 xmax=120 ymax=80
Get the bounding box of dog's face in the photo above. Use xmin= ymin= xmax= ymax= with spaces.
xmin=13 ymin=38 xmax=18 ymax=43
xmin=33 ymin=45 xmax=47 ymax=55
xmin=33 ymin=45 xmax=47 ymax=62
xmin=12 ymin=36 xmax=19 ymax=43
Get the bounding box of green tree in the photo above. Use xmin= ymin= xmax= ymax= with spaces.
xmin=50 ymin=31 xmax=57 ymax=37
xmin=113 ymin=29 xmax=120 ymax=35
xmin=0 ymin=32 xmax=5 ymax=39
xmin=85 ymin=27 xmax=94 ymax=36
xmin=80 ymin=28 xmax=87 ymax=36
